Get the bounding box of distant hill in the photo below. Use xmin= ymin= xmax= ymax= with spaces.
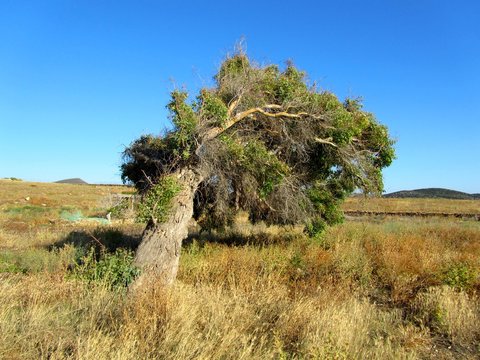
xmin=55 ymin=178 xmax=88 ymax=185
xmin=384 ymin=188 xmax=479 ymax=200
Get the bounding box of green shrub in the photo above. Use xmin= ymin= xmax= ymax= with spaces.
xmin=442 ymin=263 xmax=477 ymax=290
xmin=71 ymin=248 xmax=140 ymax=289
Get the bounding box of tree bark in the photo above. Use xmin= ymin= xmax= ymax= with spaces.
xmin=133 ymin=168 xmax=201 ymax=287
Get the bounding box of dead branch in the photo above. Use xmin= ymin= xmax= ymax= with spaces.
xmin=314 ymin=137 xmax=338 ymax=147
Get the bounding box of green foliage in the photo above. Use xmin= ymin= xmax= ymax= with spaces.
xmin=215 ymin=53 xmax=250 ymax=83
xmin=71 ymin=247 xmax=140 ymax=289
xmin=367 ymin=122 xmax=396 ymax=168
xmin=136 ymin=176 xmax=182 ymax=223
xmin=199 ymin=90 xmax=228 ymax=127
xmin=221 ymin=136 xmax=290 ymax=199
xmin=167 ymin=90 xmax=198 ymax=159
xmin=442 ymin=263 xmax=477 ymax=290
xmin=0 ymin=258 xmax=27 ymax=274
xmin=274 ymin=63 xmax=308 ymax=103
xmin=304 ymin=219 xmax=328 ymax=239
xmin=244 ymin=142 xmax=290 ymax=199
xmin=305 ymin=184 xmax=345 ymax=238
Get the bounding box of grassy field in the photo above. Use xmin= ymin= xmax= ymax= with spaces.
xmin=0 ymin=180 xmax=479 ymax=359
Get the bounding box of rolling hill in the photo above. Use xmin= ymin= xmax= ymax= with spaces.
xmin=55 ymin=178 xmax=88 ymax=185
xmin=384 ymin=188 xmax=479 ymax=200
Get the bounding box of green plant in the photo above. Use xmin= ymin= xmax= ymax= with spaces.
xmin=442 ymin=263 xmax=477 ymax=290
xmin=136 ymin=176 xmax=182 ymax=224
xmin=71 ymin=248 xmax=140 ymax=289
xmin=0 ymin=260 xmax=27 ymax=274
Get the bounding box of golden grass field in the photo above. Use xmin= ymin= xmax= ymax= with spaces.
xmin=0 ymin=179 xmax=479 ymax=359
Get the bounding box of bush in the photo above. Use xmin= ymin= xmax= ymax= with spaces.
xmin=71 ymin=248 xmax=140 ymax=289
xmin=442 ymin=263 xmax=477 ymax=290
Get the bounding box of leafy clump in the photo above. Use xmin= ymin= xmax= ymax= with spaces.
xmin=305 ymin=184 xmax=345 ymax=238
xmin=442 ymin=263 xmax=477 ymax=290
xmin=221 ymin=136 xmax=290 ymax=199
xmin=199 ymin=90 xmax=229 ymax=127
xmin=168 ymin=90 xmax=198 ymax=159
xmin=136 ymin=176 xmax=182 ymax=224
xmin=71 ymin=248 xmax=140 ymax=289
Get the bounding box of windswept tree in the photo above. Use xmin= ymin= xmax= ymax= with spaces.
xmin=122 ymin=51 xmax=395 ymax=285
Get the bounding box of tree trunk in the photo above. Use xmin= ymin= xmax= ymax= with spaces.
xmin=133 ymin=168 xmax=201 ymax=287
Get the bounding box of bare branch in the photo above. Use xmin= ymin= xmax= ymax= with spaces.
xmin=314 ymin=137 xmax=338 ymax=148
xmin=141 ymin=170 xmax=155 ymax=187
xmin=231 ymin=106 xmax=307 ymax=124
xmin=88 ymin=233 xmax=106 ymax=251
xmin=201 ymin=103 xmax=331 ymax=147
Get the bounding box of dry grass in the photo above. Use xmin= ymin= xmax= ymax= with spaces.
xmin=414 ymin=286 xmax=480 ymax=346
xmin=1 ymin=181 xmax=479 ymax=359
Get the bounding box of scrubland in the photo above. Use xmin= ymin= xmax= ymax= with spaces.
xmin=0 ymin=179 xmax=479 ymax=359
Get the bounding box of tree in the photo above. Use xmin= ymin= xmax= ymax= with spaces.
xmin=121 ymin=51 xmax=395 ymax=285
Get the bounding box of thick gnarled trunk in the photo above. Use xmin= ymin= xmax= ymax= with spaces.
xmin=133 ymin=169 xmax=201 ymax=286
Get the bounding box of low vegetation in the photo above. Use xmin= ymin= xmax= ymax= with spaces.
xmin=1 ymin=180 xmax=479 ymax=359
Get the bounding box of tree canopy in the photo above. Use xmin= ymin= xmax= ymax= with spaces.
xmin=121 ymin=52 xmax=395 ymax=238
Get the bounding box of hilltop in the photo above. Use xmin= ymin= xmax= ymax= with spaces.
xmin=55 ymin=178 xmax=88 ymax=185
xmin=384 ymin=188 xmax=480 ymax=200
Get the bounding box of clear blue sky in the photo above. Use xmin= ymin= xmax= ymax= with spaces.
xmin=1 ymin=1 xmax=479 ymax=193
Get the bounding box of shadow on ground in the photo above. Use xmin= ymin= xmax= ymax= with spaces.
xmin=49 ymin=225 xmax=301 ymax=256
xmin=185 ymin=227 xmax=301 ymax=248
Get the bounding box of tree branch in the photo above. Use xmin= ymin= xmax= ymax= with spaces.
xmin=314 ymin=137 xmax=338 ymax=147
xmin=202 ymin=104 xmax=328 ymax=144
xmin=231 ymin=106 xmax=307 ymax=126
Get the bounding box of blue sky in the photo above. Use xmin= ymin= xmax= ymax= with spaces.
xmin=1 ymin=1 xmax=479 ymax=193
